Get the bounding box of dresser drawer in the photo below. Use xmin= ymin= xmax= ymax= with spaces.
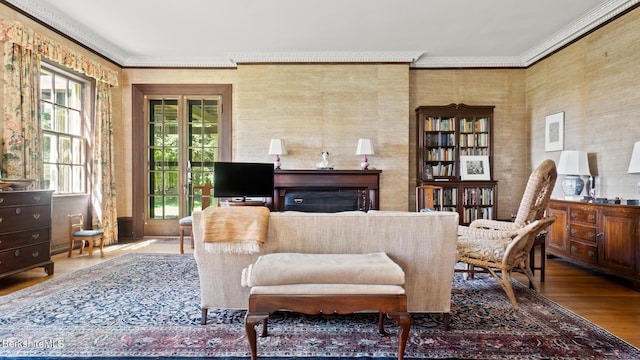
xmin=0 ymin=242 xmax=51 ymax=274
xmin=569 ymin=224 xmax=597 ymax=243
xmin=0 ymin=205 xmax=52 ymax=233
xmin=570 ymin=241 xmax=598 ymax=264
xmin=569 ymin=208 xmax=597 ymax=224
xmin=0 ymin=228 xmax=51 ymax=251
xmin=0 ymin=191 xmax=52 ymax=207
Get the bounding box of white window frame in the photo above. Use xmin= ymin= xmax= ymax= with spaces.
xmin=40 ymin=62 xmax=94 ymax=194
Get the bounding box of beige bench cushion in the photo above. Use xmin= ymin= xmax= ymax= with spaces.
xmin=249 ymin=284 xmax=406 ymax=295
xmin=243 ymin=252 xmax=405 ymax=287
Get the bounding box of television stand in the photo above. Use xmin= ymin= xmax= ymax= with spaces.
xmin=221 ymin=200 xmax=266 ymax=207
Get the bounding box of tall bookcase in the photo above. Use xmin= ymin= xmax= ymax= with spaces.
xmin=416 ymin=103 xmax=497 ymax=225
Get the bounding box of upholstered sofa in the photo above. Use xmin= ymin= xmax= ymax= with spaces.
xmin=192 ymin=210 xmax=459 ymax=322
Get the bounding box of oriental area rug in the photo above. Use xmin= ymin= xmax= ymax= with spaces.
xmin=1 ymin=253 xmax=639 ymax=359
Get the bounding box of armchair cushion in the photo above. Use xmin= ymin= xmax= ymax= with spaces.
xmin=457 ymin=235 xmax=512 ymax=263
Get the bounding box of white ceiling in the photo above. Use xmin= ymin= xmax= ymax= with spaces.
xmin=5 ymin=0 xmax=639 ymax=68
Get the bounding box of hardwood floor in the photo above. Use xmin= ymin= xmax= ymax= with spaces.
xmin=1 ymin=238 xmax=639 ymax=348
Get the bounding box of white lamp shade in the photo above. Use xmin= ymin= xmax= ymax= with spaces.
xmin=557 ymin=150 xmax=590 ymax=175
xmin=356 ymin=139 xmax=374 ymax=155
xmin=268 ymin=139 xmax=287 ymax=155
xmin=628 ymin=141 xmax=640 ymax=173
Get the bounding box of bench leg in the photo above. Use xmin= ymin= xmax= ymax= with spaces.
xmin=443 ymin=313 xmax=450 ymax=331
xmin=378 ymin=312 xmax=388 ymax=335
xmin=201 ymin=308 xmax=208 ymax=325
xmin=245 ymin=312 xmax=269 ymax=360
xmin=387 ymin=312 xmax=411 ymax=360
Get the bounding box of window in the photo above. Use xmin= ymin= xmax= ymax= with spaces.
xmin=40 ymin=64 xmax=92 ymax=194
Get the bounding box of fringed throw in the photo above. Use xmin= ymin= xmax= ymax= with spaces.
xmin=201 ymin=206 xmax=270 ymax=254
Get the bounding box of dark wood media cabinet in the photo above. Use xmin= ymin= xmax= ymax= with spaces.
xmin=273 ymin=170 xmax=381 ymax=212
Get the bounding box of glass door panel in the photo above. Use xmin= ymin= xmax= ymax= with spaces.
xmin=144 ymin=96 xmax=221 ymax=235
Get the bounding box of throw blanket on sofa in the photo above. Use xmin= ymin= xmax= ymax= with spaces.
xmin=201 ymin=206 xmax=270 ymax=254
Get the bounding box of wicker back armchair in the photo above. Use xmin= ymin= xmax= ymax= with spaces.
xmin=459 ymin=159 xmax=557 ymax=236
xmin=457 ymin=216 xmax=557 ymax=310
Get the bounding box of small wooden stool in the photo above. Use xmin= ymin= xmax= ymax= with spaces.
xmin=243 ymin=253 xmax=411 ymax=360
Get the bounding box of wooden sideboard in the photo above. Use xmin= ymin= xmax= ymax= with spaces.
xmin=0 ymin=190 xmax=54 ymax=278
xmin=273 ymin=170 xmax=381 ymax=212
xmin=546 ymin=199 xmax=640 ymax=289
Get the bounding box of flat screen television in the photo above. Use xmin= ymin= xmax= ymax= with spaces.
xmin=213 ymin=162 xmax=274 ymax=200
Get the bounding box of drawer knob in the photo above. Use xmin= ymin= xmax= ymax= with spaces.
xmin=588 ymin=214 xmax=595 ymax=220
xmin=588 ymin=250 xmax=595 ymax=257
xmin=571 ymin=228 xmax=577 ymax=235
xmin=32 ymin=195 xmax=41 ymax=201
xmin=15 ymin=208 xmax=21 ymax=214
xmin=32 ymin=251 xmax=39 ymax=258
xmin=570 ymin=212 xmax=577 ymax=218
xmin=14 ymin=249 xmax=20 ymax=257
xmin=0 ymin=198 xmax=3 ymax=204
xmin=32 ymin=213 xmax=40 ymax=220
xmin=0 ymin=217 xmax=2 ymax=223
xmin=571 ymin=245 xmax=577 ymax=252
xmin=588 ymin=232 xmax=595 ymax=238
xmin=32 ymin=233 xmax=40 ymax=239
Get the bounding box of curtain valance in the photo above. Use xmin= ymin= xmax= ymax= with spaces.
xmin=1 ymin=20 xmax=119 ymax=86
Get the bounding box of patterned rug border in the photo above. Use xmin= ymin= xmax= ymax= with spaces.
xmin=1 ymin=253 xmax=639 ymax=359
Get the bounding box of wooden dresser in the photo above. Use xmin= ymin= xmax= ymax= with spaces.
xmin=547 ymin=199 xmax=640 ymax=288
xmin=0 ymin=190 xmax=54 ymax=278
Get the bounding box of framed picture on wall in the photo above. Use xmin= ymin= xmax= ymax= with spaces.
xmin=460 ymin=155 xmax=491 ymax=180
xmin=545 ymin=112 xmax=564 ymax=152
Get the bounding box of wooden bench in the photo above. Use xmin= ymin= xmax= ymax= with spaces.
xmin=242 ymin=252 xmax=411 ymax=360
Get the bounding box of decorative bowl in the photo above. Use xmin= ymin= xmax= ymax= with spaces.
xmin=1 ymin=179 xmax=35 ymax=190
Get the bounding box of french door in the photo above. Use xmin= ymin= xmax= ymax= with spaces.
xmin=144 ymin=95 xmax=221 ymax=235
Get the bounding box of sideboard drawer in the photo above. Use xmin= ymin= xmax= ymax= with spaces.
xmin=0 ymin=242 xmax=51 ymax=274
xmin=0 ymin=228 xmax=51 ymax=251
xmin=570 ymin=241 xmax=598 ymax=264
xmin=569 ymin=224 xmax=597 ymax=243
xmin=569 ymin=208 xmax=597 ymax=224
xmin=0 ymin=205 xmax=52 ymax=233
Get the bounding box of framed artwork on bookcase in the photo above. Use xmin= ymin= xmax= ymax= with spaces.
xmin=460 ymin=155 xmax=491 ymax=180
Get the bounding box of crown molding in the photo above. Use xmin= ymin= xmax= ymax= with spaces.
xmin=411 ymin=56 xmax=525 ymax=69
xmin=520 ymin=0 xmax=640 ymax=66
xmin=412 ymin=0 xmax=640 ymax=68
xmin=123 ymin=56 xmax=237 ymax=68
xmin=226 ymin=51 xmax=424 ymax=64
xmin=5 ymin=0 xmax=639 ymax=68
xmin=4 ymin=0 xmax=128 ymax=64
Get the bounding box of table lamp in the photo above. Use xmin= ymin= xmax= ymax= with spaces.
xmin=268 ymin=139 xmax=287 ymax=169
xmin=557 ymin=150 xmax=591 ymax=198
xmin=356 ymin=139 xmax=374 ymax=170
xmin=627 ymin=141 xmax=640 ymax=196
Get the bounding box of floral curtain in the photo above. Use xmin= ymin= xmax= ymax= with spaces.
xmin=2 ymin=41 xmax=43 ymax=183
xmin=1 ymin=20 xmax=119 ymax=240
xmin=92 ymin=81 xmax=118 ymax=244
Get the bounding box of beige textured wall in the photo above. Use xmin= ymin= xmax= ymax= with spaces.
xmin=122 ymin=64 xmax=410 ymax=212
xmin=409 ymin=69 xmax=528 ymax=219
xmin=235 ymin=64 xmax=410 ymax=210
xmin=527 ymin=6 xmax=640 ymax=201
